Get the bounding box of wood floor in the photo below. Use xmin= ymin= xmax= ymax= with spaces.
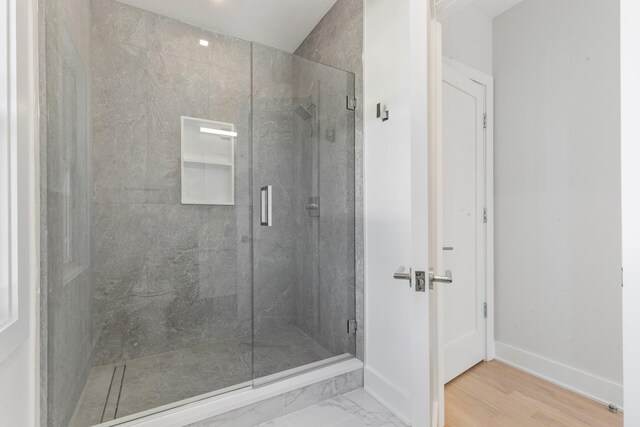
xmin=444 ymin=361 xmax=623 ymax=427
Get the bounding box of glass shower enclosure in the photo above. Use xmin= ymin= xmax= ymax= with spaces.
xmin=43 ymin=2 xmax=356 ymax=422
xmin=252 ymin=44 xmax=357 ymax=382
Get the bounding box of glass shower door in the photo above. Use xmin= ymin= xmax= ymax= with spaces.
xmin=251 ymin=43 xmax=356 ymax=381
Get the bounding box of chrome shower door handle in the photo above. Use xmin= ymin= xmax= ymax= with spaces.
xmin=393 ymin=266 xmax=412 ymax=287
xmin=261 ymin=186 xmax=272 ymax=226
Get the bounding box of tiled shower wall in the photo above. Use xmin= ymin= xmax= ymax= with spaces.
xmin=40 ymin=0 xmax=93 ymax=425
xmin=291 ymin=57 xmax=356 ymax=356
xmin=295 ymin=0 xmax=365 ymax=359
xmin=91 ymin=0 xmax=361 ymax=368
xmin=90 ymin=0 xmax=254 ymax=365
xmin=251 ymin=46 xmax=300 ymax=331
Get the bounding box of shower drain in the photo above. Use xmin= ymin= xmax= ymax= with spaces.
xmin=100 ymin=364 xmax=127 ymax=422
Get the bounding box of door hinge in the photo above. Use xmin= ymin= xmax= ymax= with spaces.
xmin=483 ymin=208 xmax=487 ymax=224
xmin=483 ymin=303 xmax=488 ymax=318
xmin=346 ymin=96 xmax=357 ymax=111
xmin=347 ymin=319 xmax=358 ymax=335
xmin=483 ymin=113 xmax=487 ymax=129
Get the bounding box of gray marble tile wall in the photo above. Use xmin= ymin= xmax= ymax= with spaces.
xmin=251 ymin=44 xmax=300 ymax=332
xmin=40 ymin=0 xmax=94 ymax=425
xmin=252 ymin=45 xmax=357 ymax=362
xmin=90 ymin=0 xmax=253 ymax=365
xmin=291 ymin=57 xmax=356 ymax=357
xmin=295 ymin=0 xmax=365 ymax=360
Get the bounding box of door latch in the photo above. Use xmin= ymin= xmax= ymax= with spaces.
xmin=415 ymin=271 xmax=426 ymax=292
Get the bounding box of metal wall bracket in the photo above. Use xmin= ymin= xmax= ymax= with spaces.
xmin=347 ymin=319 xmax=358 ymax=335
xmin=346 ymin=96 xmax=357 ymax=111
xmin=377 ymin=103 xmax=389 ymax=122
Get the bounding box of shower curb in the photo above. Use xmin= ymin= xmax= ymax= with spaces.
xmin=99 ymin=357 xmax=363 ymax=427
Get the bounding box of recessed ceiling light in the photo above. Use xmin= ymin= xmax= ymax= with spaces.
xmin=199 ymin=39 xmax=209 ymax=47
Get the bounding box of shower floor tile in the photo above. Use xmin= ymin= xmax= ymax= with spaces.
xmin=70 ymin=325 xmax=334 ymax=427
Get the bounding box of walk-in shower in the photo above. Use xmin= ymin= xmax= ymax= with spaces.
xmin=41 ymin=1 xmax=356 ymax=425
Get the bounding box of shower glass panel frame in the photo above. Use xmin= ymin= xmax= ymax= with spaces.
xmin=251 ymin=43 xmax=357 ymax=384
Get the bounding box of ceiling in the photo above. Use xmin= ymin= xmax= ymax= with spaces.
xmin=471 ymin=0 xmax=525 ymax=17
xmin=437 ymin=0 xmax=525 ymax=19
xmin=116 ymin=0 xmax=338 ymax=53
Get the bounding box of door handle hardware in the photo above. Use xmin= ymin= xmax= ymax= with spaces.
xmin=393 ymin=266 xmax=411 ymax=287
xmin=260 ymin=185 xmax=272 ymax=226
xmin=429 ymin=268 xmax=452 ymax=289
xmin=443 ymin=247 xmax=454 ymax=251
xmin=415 ymin=271 xmax=426 ymax=292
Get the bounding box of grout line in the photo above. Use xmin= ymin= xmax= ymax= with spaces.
xmin=100 ymin=366 xmax=118 ymax=423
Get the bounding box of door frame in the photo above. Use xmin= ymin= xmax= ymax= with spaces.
xmin=622 ymin=1 xmax=640 ymax=425
xmin=430 ymin=52 xmax=495 ymax=426
xmin=441 ymin=57 xmax=495 ymax=362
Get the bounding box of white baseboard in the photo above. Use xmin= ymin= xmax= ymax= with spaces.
xmin=363 ymin=366 xmax=411 ymax=425
xmin=495 ymin=341 xmax=623 ymax=409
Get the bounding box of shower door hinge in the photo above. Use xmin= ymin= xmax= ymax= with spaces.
xmin=484 ymin=303 xmax=488 ymax=318
xmin=346 ymin=96 xmax=357 ymax=111
xmin=483 ymin=113 xmax=487 ymax=129
xmin=347 ymin=319 xmax=358 ymax=335
xmin=483 ymin=208 xmax=487 ymax=224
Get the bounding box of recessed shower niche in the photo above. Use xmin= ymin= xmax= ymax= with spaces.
xmin=181 ymin=117 xmax=236 ymax=205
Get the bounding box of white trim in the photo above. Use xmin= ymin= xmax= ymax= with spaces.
xmin=0 ymin=0 xmax=11 ymax=336
xmin=495 ymin=341 xmax=624 ymax=409
xmin=429 ymin=19 xmax=445 ymax=427
xmin=440 ymin=56 xmax=495 ymax=362
xmin=0 ymin=0 xmax=39 ymax=423
xmin=363 ymin=366 xmax=411 ymax=426
xmin=0 ymin=0 xmax=36 ymax=365
xmin=410 ymin=1 xmax=431 ymax=427
xmin=622 ymin=0 xmax=640 ymax=424
xmin=106 ymin=358 xmax=363 ymax=427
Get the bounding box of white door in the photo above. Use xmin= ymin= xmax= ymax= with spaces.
xmin=441 ymin=65 xmax=486 ymax=383
xmin=363 ymin=0 xmax=433 ymax=426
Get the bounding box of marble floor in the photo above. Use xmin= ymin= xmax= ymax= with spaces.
xmin=257 ymin=389 xmax=406 ymax=427
xmin=70 ymin=325 xmax=334 ymax=427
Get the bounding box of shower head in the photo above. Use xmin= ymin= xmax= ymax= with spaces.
xmin=294 ymin=104 xmax=315 ymax=120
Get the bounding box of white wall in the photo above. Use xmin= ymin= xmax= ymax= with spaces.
xmin=621 ymin=0 xmax=640 ymax=423
xmin=493 ymin=0 xmax=622 ymax=406
xmin=364 ymin=0 xmax=414 ymax=421
xmin=441 ymin=6 xmax=492 ymax=75
xmin=364 ymin=0 xmax=432 ymax=424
